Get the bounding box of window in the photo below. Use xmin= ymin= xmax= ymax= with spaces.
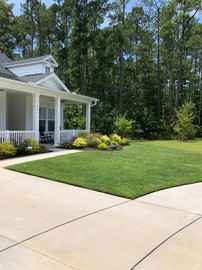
xmin=48 ymin=108 xmax=55 ymax=131
xmin=39 ymin=107 xmax=55 ymax=132
xmin=45 ymin=66 xmax=50 ymax=73
xmin=39 ymin=108 xmax=46 ymax=131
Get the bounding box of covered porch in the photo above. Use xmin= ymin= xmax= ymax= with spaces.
xmin=0 ymin=77 xmax=97 ymax=146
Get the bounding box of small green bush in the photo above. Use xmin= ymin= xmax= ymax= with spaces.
xmin=119 ymin=139 xmax=127 ymax=145
xmin=78 ymin=117 xmax=86 ymax=130
xmin=111 ymin=133 xmax=122 ymax=143
xmin=86 ymin=134 xmax=101 ymax=148
xmin=14 ymin=138 xmax=40 ymax=154
xmin=114 ymin=115 xmax=133 ymax=137
xmin=60 ymin=141 xmax=73 ymax=149
xmin=101 ymin=135 xmax=110 ymax=142
xmin=123 ymin=138 xmax=130 ymax=145
xmin=173 ymin=102 xmax=196 ymax=141
xmin=195 ymin=125 xmax=202 ymax=138
xmin=78 ymin=131 xmax=90 ymax=138
xmin=38 ymin=145 xmax=48 ymax=153
xmin=25 ymin=138 xmax=40 ymax=153
xmin=98 ymin=143 xmax=108 ymax=150
xmin=0 ymin=141 xmax=16 ymax=157
xmin=110 ymin=140 xmax=119 ymax=147
xmin=108 ymin=144 xmax=117 ymax=149
xmin=73 ymin=137 xmax=87 ymax=148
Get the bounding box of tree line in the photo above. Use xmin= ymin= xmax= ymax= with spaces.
xmin=0 ymin=0 xmax=201 ymax=138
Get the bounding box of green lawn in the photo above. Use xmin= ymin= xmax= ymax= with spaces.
xmin=6 ymin=140 xmax=202 ymax=199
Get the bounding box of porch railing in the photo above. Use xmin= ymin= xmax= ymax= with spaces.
xmin=60 ymin=129 xmax=87 ymax=143
xmin=0 ymin=130 xmax=35 ymax=145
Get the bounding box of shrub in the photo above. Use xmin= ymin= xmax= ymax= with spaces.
xmin=0 ymin=141 xmax=16 ymax=157
xmin=38 ymin=145 xmax=48 ymax=153
xmin=25 ymin=138 xmax=40 ymax=153
xmin=60 ymin=141 xmax=73 ymax=149
xmin=78 ymin=131 xmax=90 ymax=138
xmin=73 ymin=137 xmax=87 ymax=148
xmin=173 ymin=102 xmax=196 ymax=141
xmin=14 ymin=138 xmax=40 ymax=154
xmin=98 ymin=143 xmax=108 ymax=150
xmin=195 ymin=125 xmax=202 ymax=138
xmin=86 ymin=134 xmax=101 ymax=148
xmin=123 ymin=138 xmax=130 ymax=145
xmin=134 ymin=108 xmax=157 ymax=139
xmin=78 ymin=117 xmax=86 ymax=130
xmin=119 ymin=139 xmax=127 ymax=145
xmin=111 ymin=133 xmax=122 ymax=143
xmin=101 ymin=135 xmax=110 ymax=142
xmin=110 ymin=140 xmax=119 ymax=147
xmin=114 ymin=115 xmax=133 ymax=137
xmin=108 ymin=144 xmax=117 ymax=149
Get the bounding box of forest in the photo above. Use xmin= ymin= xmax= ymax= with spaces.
xmin=0 ymin=0 xmax=201 ymax=139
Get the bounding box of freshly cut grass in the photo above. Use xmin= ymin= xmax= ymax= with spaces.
xmin=6 ymin=140 xmax=202 ymax=199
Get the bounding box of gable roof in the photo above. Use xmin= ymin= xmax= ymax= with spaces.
xmin=36 ymin=73 xmax=70 ymax=92
xmin=19 ymin=72 xmax=70 ymax=92
xmin=2 ymin=55 xmax=58 ymax=67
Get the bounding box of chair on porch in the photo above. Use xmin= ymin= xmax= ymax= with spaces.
xmin=39 ymin=127 xmax=52 ymax=143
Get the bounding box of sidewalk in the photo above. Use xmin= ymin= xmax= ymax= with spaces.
xmin=0 ymin=151 xmax=201 ymax=270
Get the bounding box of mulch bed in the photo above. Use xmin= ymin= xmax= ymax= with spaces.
xmin=81 ymin=145 xmax=123 ymax=151
xmin=0 ymin=150 xmax=51 ymax=160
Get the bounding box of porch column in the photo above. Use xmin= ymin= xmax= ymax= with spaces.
xmin=54 ymin=97 xmax=61 ymax=146
xmin=60 ymin=102 xmax=64 ymax=130
xmin=32 ymin=93 xmax=40 ymax=144
xmin=86 ymin=103 xmax=91 ymax=133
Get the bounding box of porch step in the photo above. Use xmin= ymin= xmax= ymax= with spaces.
xmin=40 ymin=143 xmax=66 ymax=152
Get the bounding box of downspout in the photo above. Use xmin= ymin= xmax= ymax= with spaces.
xmin=90 ymin=100 xmax=98 ymax=107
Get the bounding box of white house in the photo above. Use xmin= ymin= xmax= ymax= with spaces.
xmin=0 ymin=53 xmax=98 ymax=146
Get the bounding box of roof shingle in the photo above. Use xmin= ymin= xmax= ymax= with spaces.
xmin=2 ymin=55 xmax=51 ymax=66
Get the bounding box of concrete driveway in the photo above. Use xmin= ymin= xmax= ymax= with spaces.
xmin=0 ymin=151 xmax=202 ymax=270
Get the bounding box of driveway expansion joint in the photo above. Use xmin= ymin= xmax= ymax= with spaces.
xmin=0 ymin=199 xmax=131 ymax=254
xmin=129 ymin=216 xmax=202 ymax=269
xmin=135 ymin=199 xmax=202 ymax=216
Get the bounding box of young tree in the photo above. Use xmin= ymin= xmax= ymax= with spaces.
xmin=173 ymin=102 xmax=196 ymax=140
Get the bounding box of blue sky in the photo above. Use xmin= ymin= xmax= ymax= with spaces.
xmin=8 ymin=0 xmax=138 ymax=15
xmin=8 ymin=0 xmax=201 ymax=23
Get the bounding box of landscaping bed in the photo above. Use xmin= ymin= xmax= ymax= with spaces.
xmin=60 ymin=132 xmax=130 ymax=151
xmin=0 ymin=139 xmax=48 ymax=160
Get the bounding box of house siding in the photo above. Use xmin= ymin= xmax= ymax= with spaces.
xmin=8 ymin=63 xmax=43 ymax=77
xmin=7 ymin=94 xmax=26 ymax=130
xmin=0 ymin=91 xmax=6 ymax=130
